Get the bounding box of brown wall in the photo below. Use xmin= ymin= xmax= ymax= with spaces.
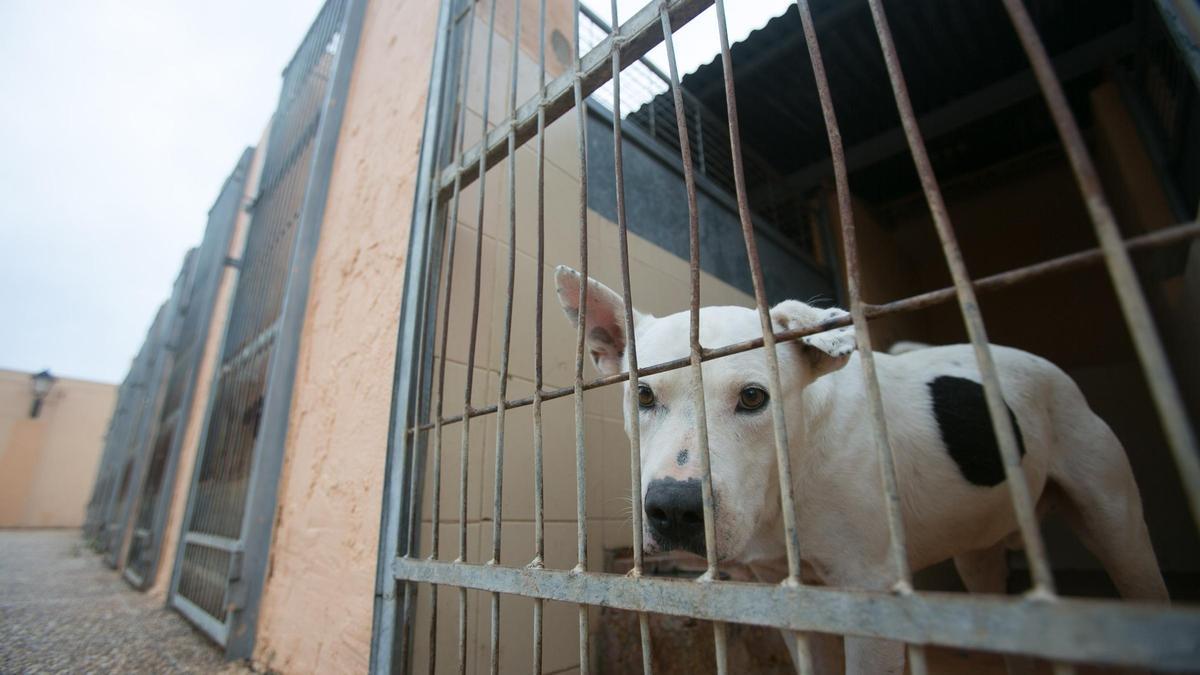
xmin=0 ymin=370 xmax=116 ymax=528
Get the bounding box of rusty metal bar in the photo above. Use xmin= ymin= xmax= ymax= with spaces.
xmin=1001 ymin=0 xmax=1200 ymax=533
xmin=867 ymin=0 xmax=1059 ymax=598
xmin=794 ymin=2 xmax=927 ymax=672
xmin=606 ymin=2 xmax=658 ymax=673
xmin=712 ymin=0 xmax=804 ymax=589
xmin=398 ymin=6 xmax=475 ymax=661
xmin=864 ymin=222 xmax=1200 ymax=316
xmin=571 ymin=3 xmax=592 ymax=672
xmin=434 ymin=0 xmax=714 ymax=202
xmin=398 ymin=82 xmax=444 ymax=675
xmin=410 ymin=218 xmax=1200 ymax=433
xmin=457 ymin=4 xmax=501 ymax=673
xmin=487 ymin=1 xmax=523 ymax=672
xmin=392 ymin=557 xmax=1200 ymax=671
xmin=655 ymin=2 xmax=732 ymax=673
xmin=532 ymin=2 xmax=548 ymax=672
xmin=424 ymin=6 xmax=479 ymax=675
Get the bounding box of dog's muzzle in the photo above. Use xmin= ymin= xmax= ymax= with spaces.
xmin=644 ymin=478 xmax=706 ymax=556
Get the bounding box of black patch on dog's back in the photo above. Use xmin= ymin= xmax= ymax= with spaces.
xmin=928 ymin=375 xmax=1025 ymax=487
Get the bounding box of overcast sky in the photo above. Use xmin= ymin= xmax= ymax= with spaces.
xmin=0 ymin=0 xmax=788 ymax=385
xmin=0 ymin=1 xmax=324 ymax=384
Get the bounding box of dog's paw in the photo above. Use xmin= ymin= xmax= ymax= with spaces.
xmin=802 ymin=326 xmax=855 ymax=357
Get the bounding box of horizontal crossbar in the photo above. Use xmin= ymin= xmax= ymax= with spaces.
xmin=415 ymin=220 xmax=1200 ymax=432
xmin=393 ymin=557 xmax=1200 ymax=670
xmin=433 ymin=0 xmax=714 ymax=201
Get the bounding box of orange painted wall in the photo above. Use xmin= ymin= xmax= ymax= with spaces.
xmin=0 ymin=370 xmax=116 ymax=528
xmin=250 ymin=0 xmax=441 ymax=671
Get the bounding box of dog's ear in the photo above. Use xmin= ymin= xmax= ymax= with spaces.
xmin=555 ymin=265 xmax=648 ymax=376
xmin=770 ymin=300 xmax=855 ymax=379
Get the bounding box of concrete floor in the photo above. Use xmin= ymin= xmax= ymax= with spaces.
xmin=0 ymin=529 xmax=250 ymax=674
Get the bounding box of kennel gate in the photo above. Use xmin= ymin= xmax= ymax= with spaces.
xmin=121 ymin=150 xmax=255 ymax=590
xmin=374 ymin=0 xmax=1200 ymax=673
xmin=85 ymin=358 xmax=149 ymax=542
xmin=104 ymin=253 xmax=201 ymax=570
xmin=166 ymin=0 xmax=365 ymax=658
xmin=88 ymin=292 xmax=181 ymax=562
xmin=85 ymin=322 xmax=166 ymax=549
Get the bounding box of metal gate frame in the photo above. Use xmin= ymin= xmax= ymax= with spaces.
xmin=104 ymin=254 xmax=198 ymax=570
xmin=88 ymin=296 xmax=178 ymax=561
xmin=164 ymin=0 xmax=367 ymax=659
xmin=99 ymin=313 xmax=167 ymax=550
xmin=120 ymin=149 xmax=255 ymax=590
xmin=85 ymin=361 xmax=145 ymax=543
xmin=85 ymin=351 xmax=149 ymax=547
xmin=374 ymin=0 xmax=1200 ymax=673
xmin=89 ymin=366 xmax=160 ymax=546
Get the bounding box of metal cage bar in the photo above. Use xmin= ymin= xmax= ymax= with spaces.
xmin=1001 ymin=0 xmax=1200 ymax=533
xmin=485 ymin=0 xmax=525 ymax=672
xmin=371 ymin=0 xmax=462 ymax=669
xmin=792 ymin=1 xmax=928 ymax=672
xmin=90 ymin=340 xmax=178 ymax=547
xmin=85 ymin=333 xmax=147 ymax=546
xmin=866 ymin=0 xmax=1060 ymax=598
xmin=103 ymin=282 xmax=188 ymax=572
xmin=530 ymin=1 xmax=548 ymax=671
xmin=107 ymin=252 xmax=198 ymax=573
xmin=376 ymin=0 xmax=1200 ymax=673
xmin=607 ymin=1 xmax=652 ymax=671
xmin=570 ymin=3 xmax=594 ymax=671
xmin=449 ymin=2 xmax=500 ymax=673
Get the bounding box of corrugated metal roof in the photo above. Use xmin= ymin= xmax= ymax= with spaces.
xmin=627 ymin=0 xmax=1138 ymax=203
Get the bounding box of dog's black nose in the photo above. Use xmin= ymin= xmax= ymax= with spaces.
xmin=644 ymin=478 xmax=706 ymax=555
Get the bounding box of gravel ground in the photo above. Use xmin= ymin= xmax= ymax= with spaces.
xmin=0 ymin=529 xmax=251 ymax=674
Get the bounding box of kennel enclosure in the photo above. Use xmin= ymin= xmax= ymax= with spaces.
xmin=373 ymin=0 xmax=1200 ymax=673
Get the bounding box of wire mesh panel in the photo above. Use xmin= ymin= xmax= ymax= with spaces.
xmin=166 ymin=0 xmax=364 ymax=658
xmin=87 ymin=301 xmax=173 ymax=562
xmin=104 ymin=256 xmax=198 ymax=570
xmin=85 ymin=374 xmax=143 ymax=543
xmin=122 ymin=150 xmax=254 ymax=590
xmin=376 ymin=0 xmax=1200 ymax=673
xmin=85 ymin=348 xmax=150 ymax=546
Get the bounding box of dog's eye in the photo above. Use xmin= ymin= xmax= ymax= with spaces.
xmin=637 ymin=384 xmax=656 ymax=408
xmin=737 ymin=386 xmax=769 ymax=411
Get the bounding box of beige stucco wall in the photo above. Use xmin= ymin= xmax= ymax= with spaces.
xmin=250 ymin=0 xmax=442 ymax=671
xmin=146 ymin=133 xmax=268 ymax=599
xmin=0 ymin=370 xmax=116 ymax=528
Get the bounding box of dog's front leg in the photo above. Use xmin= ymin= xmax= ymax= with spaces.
xmin=845 ymin=636 xmax=904 ymax=675
xmin=781 ymin=630 xmax=841 ymax=675
xmin=825 ymin=562 xmax=906 ymax=675
xmin=748 ymin=562 xmax=840 ymax=674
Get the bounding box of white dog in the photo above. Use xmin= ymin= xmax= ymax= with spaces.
xmin=554 ymin=265 xmax=1167 ymax=674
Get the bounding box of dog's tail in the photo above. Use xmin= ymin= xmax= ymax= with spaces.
xmin=887 ymin=340 xmax=930 ymax=355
